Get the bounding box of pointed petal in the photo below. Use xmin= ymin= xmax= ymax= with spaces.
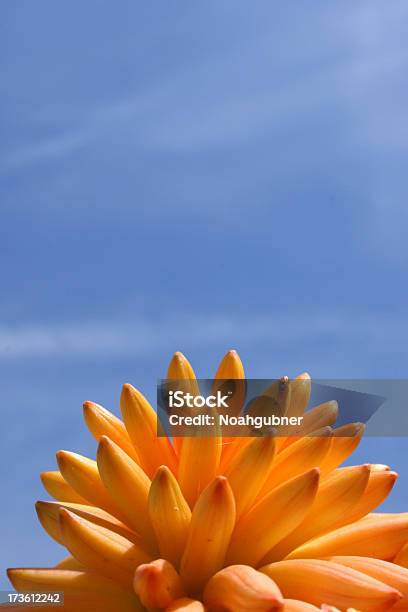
xmin=166 ymin=598 xmax=206 ymax=611
xmin=344 ymin=469 xmax=398 ymax=524
xmin=54 ymin=502 xmax=138 ymax=543
xmin=167 ymin=352 xmax=199 ymax=454
xmin=203 ymin=565 xmax=283 ymax=611
xmin=265 ymin=465 xmax=371 ymax=561
xmin=305 ymin=464 xmax=371 ymax=534
xmin=56 ymin=451 xmax=120 ymax=518
xmin=40 ymin=471 xmax=89 ymax=504
xmin=275 ymin=400 xmax=338 ymax=453
xmin=260 ymin=559 xmax=401 ymax=610
xmin=59 ymin=508 xmax=151 ymax=588
xmin=96 ymin=436 xmax=156 ymax=550
xmin=120 ymin=383 xmax=177 ymax=477
xmin=215 ymin=349 xmax=245 ymax=380
xmin=7 ymin=569 xmax=143 ymax=612
xmin=168 ymin=351 xmax=198 ymax=383
xmin=287 ymin=373 xmax=311 ymax=418
xmin=83 ymin=401 xmax=139 ymax=463
xmin=148 ymin=466 xmax=191 ymax=569
xmin=214 ymin=351 xmax=246 ymax=438
xmin=297 ymin=401 xmax=338 ymax=436
xmin=227 ymin=469 xmax=320 ymax=567
xmin=259 ymin=428 xmax=332 ymax=496
xmin=36 ymin=500 xmax=139 ymax=548
xmin=133 ymin=559 xmax=185 ymax=608
xmin=224 ymin=435 xmax=276 ymax=519
xmin=287 ymin=515 xmax=408 ymax=560
xmin=35 ymin=500 xmax=66 ymax=546
xmin=180 ymin=476 xmax=236 ymax=597
xmin=319 ymin=423 xmax=365 ymax=476
xmin=328 ymin=556 xmax=408 ymax=605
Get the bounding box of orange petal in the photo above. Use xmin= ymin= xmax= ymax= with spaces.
xmin=258 ymin=428 xmax=332 ymax=496
xmin=215 ymin=349 xmax=245 ymax=380
xmin=167 ymin=352 xmax=199 ymax=455
xmin=328 ymin=556 xmax=408 ymax=606
xmin=96 ymin=436 xmax=156 ymax=551
xmin=287 ymin=373 xmax=311 ymax=418
xmin=212 ymin=351 xmax=245 ymax=456
xmin=265 ymin=465 xmax=370 ymax=561
xmin=224 ymin=435 xmax=276 ymax=519
xmin=260 ymin=559 xmax=401 ymax=610
xmin=7 ymin=569 xmax=143 ymax=611
xmin=180 ymin=476 xmax=236 ymax=597
xmin=36 ymin=500 xmax=139 ymax=548
xmin=270 ymin=372 xmax=312 ymax=452
xmin=59 ymin=508 xmax=151 ymax=589
xmin=318 ymin=423 xmax=365 ymax=476
xmin=168 ymin=351 xmax=198 ymax=383
xmin=295 ymin=401 xmax=338 ymax=435
xmin=148 ymin=465 xmax=191 ymax=569
xmin=214 ymin=351 xmax=246 ymax=442
xmin=227 ymin=469 xmax=320 ymax=567
xmin=120 ymin=383 xmax=177 ymax=477
xmin=248 ymin=377 xmax=291 ymax=419
xmin=83 ymin=401 xmax=139 ymax=463
xmin=278 ymin=401 xmax=338 ymax=453
xmin=344 ymin=468 xmax=398 ymax=524
xmin=134 ymin=559 xmax=185 ymax=609
xmin=40 ymin=471 xmax=89 ymax=504
xmin=178 ymin=431 xmax=222 ymax=508
xmin=56 ymin=451 xmax=120 ymax=518
xmin=203 ymin=565 xmax=283 ymax=611
xmin=287 ymin=515 xmax=408 ymax=561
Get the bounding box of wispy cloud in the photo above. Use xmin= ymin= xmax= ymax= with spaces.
xmin=1 ymin=312 xmax=406 ymax=363
xmin=0 ymin=132 xmax=86 ymax=174
xmin=3 ymin=3 xmax=407 ymax=173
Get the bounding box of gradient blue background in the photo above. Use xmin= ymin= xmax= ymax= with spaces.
xmin=1 ymin=1 xmax=407 ymax=588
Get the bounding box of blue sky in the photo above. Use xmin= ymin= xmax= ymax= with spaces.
xmin=1 ymin=0 xmax=408 ymax=589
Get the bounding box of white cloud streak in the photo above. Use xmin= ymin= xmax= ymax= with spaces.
xmin=3 ymin=2 xmax=408 ymax=173
xmin=0 ymin=312 xmax=406 ymax=360
xmin=1 ymin=133 xmax=86 ymax=174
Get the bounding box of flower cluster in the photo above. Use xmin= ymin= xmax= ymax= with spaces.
xmin=5 ymin=351 xmax=408 ymax=611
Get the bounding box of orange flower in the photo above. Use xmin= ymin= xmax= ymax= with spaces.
xmin=5 ymin=351 xmax=408 ymax=610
